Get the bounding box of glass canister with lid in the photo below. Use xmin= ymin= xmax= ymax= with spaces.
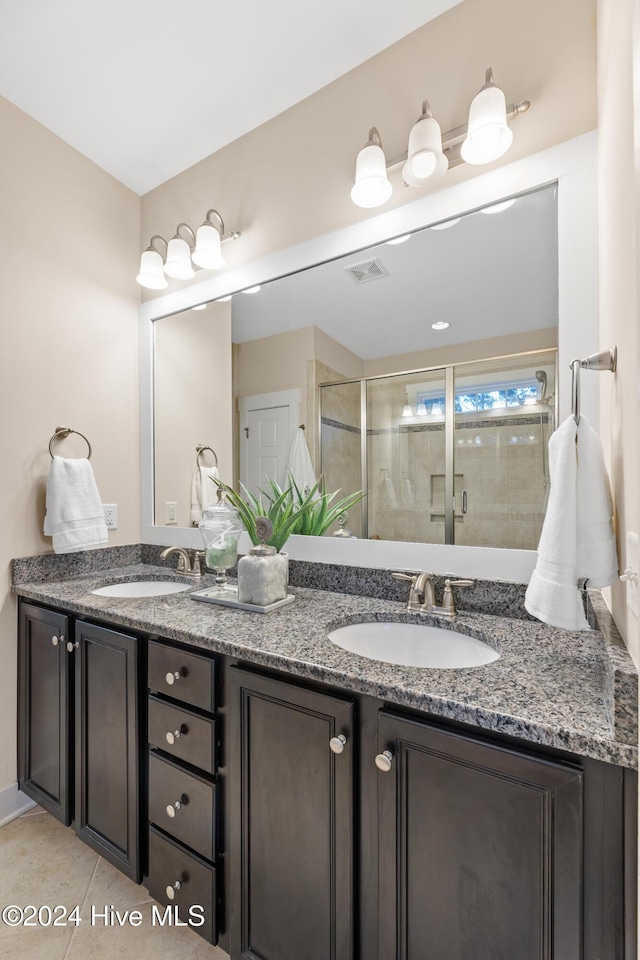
xmin=199 ymin=488 xmax=244 ymax=592
xmin=237 ymin=517 xmax=288 ymax=607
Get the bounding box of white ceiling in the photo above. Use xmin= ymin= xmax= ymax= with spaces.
xmin=231 ymin=185 xmax=559 ymax=359
xmin=0 ymin=0 xmax=462 ymax=195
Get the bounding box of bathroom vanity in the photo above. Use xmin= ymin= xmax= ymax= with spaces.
xmin=13 ymin=548 xmax=638 ymax=960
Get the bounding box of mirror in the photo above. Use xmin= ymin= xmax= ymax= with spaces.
xmin=140 ymin=134 xmax=599 ymax=577
xmin=153 ymin=185 xmax=558 ymax=551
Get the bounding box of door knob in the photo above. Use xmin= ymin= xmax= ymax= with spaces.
xmin=66 ymin=641 xmax=79 ymax=652
xmin=51 ymin=635 xmax=59 ymax=646
xmin=166 ymin=800 xmax=182 ymax=818
xmin=329 ymin=734 xmax=347 ymax=754
xmin=375 ymin=750 xmax=393 ymax=772
xmin=165 ymin=671 xmax=182 ymax=685
xmin=165 ymin=727 xmax=185 ymax=745
xmin=166 ymin=881 xmax=182 ymax=900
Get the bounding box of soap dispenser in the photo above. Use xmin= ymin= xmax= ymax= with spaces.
xmin=237 ymin=517 xmax=288 ymax=607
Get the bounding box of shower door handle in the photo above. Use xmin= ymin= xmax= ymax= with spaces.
xmin=461 ymin=490 xmax=468 ymax=515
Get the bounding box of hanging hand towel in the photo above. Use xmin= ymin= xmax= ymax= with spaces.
xmin=379 ymin=473 xmax=398 ymax=510
xmin=286 ymin=427 xmax=318 ymax=497
xmin=525 ymin=415 xmax=617 ymax=630
xmin=43 ymin=457 xmax=109 ymax=554
xmin=190 ymin=465 xmax=220 ymax=525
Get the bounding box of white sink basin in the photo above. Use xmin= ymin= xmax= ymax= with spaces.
xmin=328 ymin=621 xmax=500 ymax=669
xmin=91 ymin=581 xmax=192 ymax=598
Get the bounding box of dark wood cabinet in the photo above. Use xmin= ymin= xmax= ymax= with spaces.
xmin=229 ymin=667 xmax=354 ymax=960
xmin=17 ymin=602 xmax=142 ymax=882
xmin=18 ymin=603 xmax=72 ymax=824
xmin=377 ymin=710 xmax=583 ymax=960
xmin=74 ymin=620 xmax=141 ymax=880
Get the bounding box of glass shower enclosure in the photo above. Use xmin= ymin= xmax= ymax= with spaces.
xmin=319 ymin=349 xmax=556 ymax=550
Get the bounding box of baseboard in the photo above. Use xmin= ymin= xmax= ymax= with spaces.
xmin=0 ymin=782 xmax=37 ymax=827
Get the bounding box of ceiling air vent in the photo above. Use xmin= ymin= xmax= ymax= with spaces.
xmin=344 ymin=258 xmax=389 ymax=284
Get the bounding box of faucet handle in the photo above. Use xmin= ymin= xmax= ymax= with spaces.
xmin=447 ymin=579 xmax=474 ymax=588
xmin=192 ymin=551 xmax=205 ymax=578
xmin=441 ymin=578 xmax=474 ymax=617
xmin=391 ymin=572 xmax=416 ymax=583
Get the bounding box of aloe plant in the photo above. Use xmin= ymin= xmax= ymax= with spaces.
xmin=214 ymin=477 xmax=364 ymax=550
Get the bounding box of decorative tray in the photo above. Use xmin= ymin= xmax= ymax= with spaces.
xmin=190 ymin=587 xmax=295 ymax=614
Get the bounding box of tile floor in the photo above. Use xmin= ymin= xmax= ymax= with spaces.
xmin=0 ymin=805 xmax=229 ymax=960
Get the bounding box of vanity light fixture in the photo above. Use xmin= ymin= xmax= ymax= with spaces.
xmin=192 ymin=304 xmax=208 ymax=311
xmin=136 ymin=208 xmax=240 ymax=289
xmin=431 ymin=402 xmax=443 ymax=416
xmin=416 ymin=402 xmax=428 ymax=416
xmin=431 ymin=321 xmax=450 ymax=330
xmin=402 ymin=404 xmax=413 ymax=417
xmin=430 ymin=218 xmax=461 ymax=230
xmin=386 ymin=234 xmax=412 ymax=245
xmin=350 ymin=68 xmax=529 ymax=209
xmin=480 ymin=197 xmax=517 ymax=214
xmin=242 ymin=285 xmax=262 ymax=295
xmin=216 ymin=295 xmax=233 ymax=302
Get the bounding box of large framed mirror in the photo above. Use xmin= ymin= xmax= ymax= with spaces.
xmin=140 ymin=133 xmax=598 ymax=580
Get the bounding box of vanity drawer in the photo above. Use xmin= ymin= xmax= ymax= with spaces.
xmin=148 ymin=753 xmax=215 ymax=861
xmin=148 ymin=696 xmax=216 ymax=773
xmin=148 ymin=640 xmax=216 ymax=713
xmin=148 ymin=825 xmax=217 ymax=945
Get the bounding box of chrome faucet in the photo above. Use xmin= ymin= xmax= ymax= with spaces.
xmin=392 ymin=572 xmax=474 ymax=617
xmin=160 ymin=546 xmax=205 ymax=579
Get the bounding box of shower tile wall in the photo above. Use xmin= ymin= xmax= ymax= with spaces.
xmin=320 ymin=380 xmax=363 ymax=536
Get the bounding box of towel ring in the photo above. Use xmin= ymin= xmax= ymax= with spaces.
xmin=196 ymin=444 xmax=218 ymax=468
xmin=49 ymin=426 xmax=92 ymax=460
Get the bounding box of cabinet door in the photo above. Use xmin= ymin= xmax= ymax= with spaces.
xmin=230 ymin=667 xmax=354 ymax=960
xmin=378 ymin=712 xmax=583 ymax=960
xmin=18 ymin=602 xmax=71 ymax=824
xmin=74 ymin=621 xmax=140 ymax=881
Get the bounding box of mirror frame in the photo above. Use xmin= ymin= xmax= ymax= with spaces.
xmin=140 ymin=131 xmax=598 ymax=581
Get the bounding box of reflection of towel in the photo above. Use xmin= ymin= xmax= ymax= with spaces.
xmin=379 ymin=474 xmax=398 ymax=510
xmin=190 ymin=465 xmax=220 ymax=525
xmin=44 ymin=457 xmax=108 ymax=554
xmin=287 ymin=428 xmax=318 ymax=496
xmin=525 ymin=416 xmax=618 ymax=630
xmin=400 ymin=474 xmax=414 ymax=507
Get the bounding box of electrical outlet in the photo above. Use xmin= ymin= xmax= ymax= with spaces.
xmin=166 ymin=501 xmax=178 ymax=525
xmin=623 ymin=532 xmax=639 ymax=619
xmin=103 ymin=504 xmax=118 ymax=530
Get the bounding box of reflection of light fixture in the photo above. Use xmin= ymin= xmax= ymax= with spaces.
xmin=431 ymin=403 xmax=443 ymax=416
xmin=431 ymin=321 xmax=450 ymax=330
xmin=523 ymin=396 xmax=538 ymax=405
xmin=416 ymin=402 xmax=428 ymax=416
xmin=430 ymin=218 xmax=461 ymax=230
xmin=351 ymin=127 xmax=393 ymax=209
xmin=136 ymin=208 xmax=240 ymax=289
xmin=480 ymin=198 xmax=516 ymax=214
xmin=349 ymin=70 xmax=529 ymax=208
xmin=402 ymin=101 xmax=448 ymax=187
xmin=461 ymin=69 xmax=515 ymax=165
xmin=242 ymin=285 xmax=262 ymax=295
xmin=216 ymin=295 xmax=233 ymax=302
xmin=192 ymin=304 xmax=207 ymax=311
xmin=386 ymin=234 xmax=412 ymax=245
xmin=402 ymin=404 xmax=413 ymax=417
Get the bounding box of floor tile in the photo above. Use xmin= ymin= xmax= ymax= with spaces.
xmin=20 ymin=805 xmax=48 ymax=819
xmin=65 ymin=899 xmax=229 ymax=960
xmin=0 ymin=813 xmax=98 ymax=939
xmin=83 ymin=857 xmax=152 ymax=912
xmin=0 ymin=925 xmax=73 ymax=960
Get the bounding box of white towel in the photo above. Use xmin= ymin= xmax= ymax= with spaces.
xmin=400 ymin=474 xmax=414 ymax=507
xmin=286 ymin=428 xmax=318 ymax=497
xmin=190 ymin=465 xmax=220 ymax=525
xmin=525 ymin=416 xmax=617 ymax=630
xmin=43 ymin=457 xmax=108 ymax=554
xmin=379 ymin=474 xmax=398 ymax=510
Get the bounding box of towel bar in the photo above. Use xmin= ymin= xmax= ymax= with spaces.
xmin=570 ymin=347 xmax=617 ymax=425
xmin=49 ymin=426 xmax=92 ymax=460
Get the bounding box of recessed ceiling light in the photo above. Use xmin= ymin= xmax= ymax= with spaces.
xmin=431 ymin=321 xmax=450 ymax=330
xmin=242 ymin=285 xmax=262 ymax=295
xmin=192 ymin=303 xmax=207 ymax=311
xmin=216 ymin=295 xmax=233 ymax=302
xmin=386 ymin=234 xmax=411 ymax=245
xmin=480 ymin=198 xmax=516 ymax=215
xmin=430 ymin=218 xmax=461 ymax=230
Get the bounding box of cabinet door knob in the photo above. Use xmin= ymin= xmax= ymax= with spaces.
xmin=51 ymin=635 xmax=59 ymax=646
xmin=66 ymin=641 xmax=79 ymax=653
xmin=375 ymin=750 xmax=393 ymax=772
xmin=165 ymin=727 xmax=185 ymax=745
xmin=166 ymin=801 xmax=182 ymax=818
xmin=165 ymin=881 xmax=182 ymax=900
xmin=165 ymin=671 xmax=181 ymax=685
xmin=329 ymin=734 xmax=347 ymax=755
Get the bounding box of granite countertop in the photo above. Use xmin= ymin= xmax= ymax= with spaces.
xmin=12 ymin=558 xmax=638 ymax=769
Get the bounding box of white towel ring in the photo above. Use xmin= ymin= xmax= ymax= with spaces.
xmin=49 ymin=426 xmax=92 ymax=460
xmin=196 ymin=444 xmax=218 ymax=468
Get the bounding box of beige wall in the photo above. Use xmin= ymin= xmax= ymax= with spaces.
xmin=141 ymin=0 xmax=596 ymax=287
xmin=0 ymin=96 xmax=141 ymax=792
xmin=155 ymin=303 xmax=232 ymax=527
xmin=596 ymin=0 xmax=639 ymax=666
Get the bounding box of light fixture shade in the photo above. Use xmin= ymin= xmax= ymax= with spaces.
xmin=193 ymin=222 xmax=225 ymax=270
xmin=402 ymin=105 xmax=448 ymax=187
xmin=461 ymin=73 xmax=513 ymax=165
xmin=164 ymin=236 xmax=195 ymax=280
xmin=136 ymin=249 xmax=168 ymax=290
xmin=402 ymin=404 xmax=413 ymax=417
xmin=416 ymin=402 xmax=428 ymax=416
xmin=351 ymin=129 xmax=393 ymax=209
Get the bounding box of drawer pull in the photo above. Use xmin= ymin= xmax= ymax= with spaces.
xmin=51 ymin=635 xmax=59 ymax=646
xmin=166 ymin=880 xmax=182 ymax=900
xmin=165 ymin=671 xmax=182 ymax=685
xmin=329 ymin=734 xmax=347 ymax=755
xmin=375 ymin=750 xmax=394 ymax=773
xmin=166 ymin=800 xmax=183 ymax=818
xmin=165 ymin=725 xmax=187 ymax=746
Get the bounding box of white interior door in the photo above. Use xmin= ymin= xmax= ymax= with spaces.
xmin=239 ymin=389 xmax=300 ymax=498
